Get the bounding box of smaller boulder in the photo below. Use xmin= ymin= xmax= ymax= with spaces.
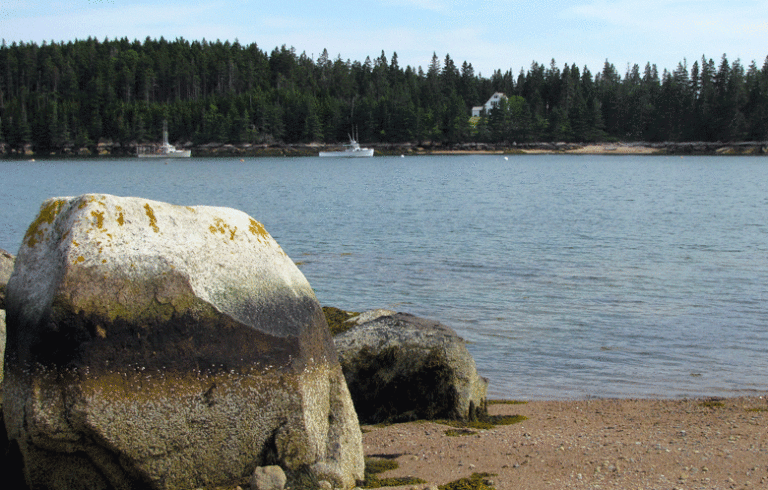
xmin=334 ymin=311 xmax=488 ymax=423
xmin=347 ymin=309 xmax=396 ymax=326
xmin=250 ymin=466 xmax=287 ymax=490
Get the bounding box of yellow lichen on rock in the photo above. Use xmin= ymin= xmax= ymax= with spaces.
xmin=249 ymin=218 xmax=269 ymax=241
xmin=91 ymin=210 xmax=105 ymax=229
xmin=116 ymin=205 xmax=125 ymax=226
xmin=144 ymin=203 xmax=160 ymax=233
xmin=24 ymin=198 xmax=68 ymax=247
xmin=209 ymin=218 xmax=237 ymax=241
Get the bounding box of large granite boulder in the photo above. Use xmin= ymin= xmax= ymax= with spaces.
xmin=333 ymin=310 xmax=488 ymax=424
xmin=0 ymin=248 xmax=14 ymax=309
xmin=3 ymin=194 xmax=364 ymax=490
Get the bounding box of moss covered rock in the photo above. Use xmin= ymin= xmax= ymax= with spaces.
xmin=334 ymin=312 xmax=488 ymax=424
xmin=3 ymin=194 xmax=363 ymax=490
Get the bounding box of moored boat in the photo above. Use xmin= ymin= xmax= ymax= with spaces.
xmin=137 ymin=121 xmax=191 ymax=158
xmin=319 ymin=134 xmax=373 ymax=157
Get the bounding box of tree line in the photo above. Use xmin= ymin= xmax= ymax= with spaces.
xmin=1 ymin=37 xmax=767 ymax=153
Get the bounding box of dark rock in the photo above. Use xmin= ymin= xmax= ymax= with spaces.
xmin=334 ymin=310 xmax=488 ymax=423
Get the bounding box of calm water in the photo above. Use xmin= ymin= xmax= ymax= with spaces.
xmin=1 ymin=155 xmax=767 ymax=400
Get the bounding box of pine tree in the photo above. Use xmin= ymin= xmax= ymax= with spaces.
xmin=303 ymin=100 xmax=323 ymax=142
xmin=0 ymin=37 xmax=766 ymax=150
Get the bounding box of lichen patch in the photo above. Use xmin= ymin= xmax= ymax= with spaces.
xmin=24 ymin=199 xmax=68 ymax=248
xmin=91 ymin=210 xmax=105 ymax=229
xmin=210 ymin=218 xmax=237 ymax=241
xmin=115 ymin=205 xmax=125 ymax=226
xmin=144 ymin=203 xmax=160 ymax=233
xmin=249 ymin=218 xmax=270 ymax=242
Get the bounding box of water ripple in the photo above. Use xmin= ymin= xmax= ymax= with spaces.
xmin=1 ymin=155 xmax=767 ymax=400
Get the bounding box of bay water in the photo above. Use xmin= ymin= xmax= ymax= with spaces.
xmin=1 ymin=154 xmax=766 ymax=400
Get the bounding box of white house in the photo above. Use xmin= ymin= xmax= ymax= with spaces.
xmin=471 ymin=92 xmax=507 ymax=117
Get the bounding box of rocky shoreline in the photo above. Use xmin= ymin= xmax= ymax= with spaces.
xmin=2 ymin=140 xmax=768 ymax=158
xmin=2 ymin=197 xmax=768 ymax=490
xmin=0 ymin=199 xmax=491 ymax=490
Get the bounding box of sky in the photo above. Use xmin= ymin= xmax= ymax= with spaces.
xmin=2 ymin=0 xmax=767 ymax=78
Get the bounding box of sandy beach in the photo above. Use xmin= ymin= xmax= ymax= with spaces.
xmin=518 ymin=143 xmax=661 ymax=154
xmin=417 ymin=143 xmax=667 ymax=155
xmin=362 ymin=396 xmax=768 ymax=490
xmin=562 ymin=144 xmax=661 ymax=155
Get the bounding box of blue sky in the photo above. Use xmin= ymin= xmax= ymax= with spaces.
xmin=2 ymin=0 xmax=767 ymax=77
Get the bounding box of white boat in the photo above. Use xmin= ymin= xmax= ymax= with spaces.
xmin=137 ymin=121 xmax=191 ymax=158
xmin=319 ymin=135 xmax=373 ymax=157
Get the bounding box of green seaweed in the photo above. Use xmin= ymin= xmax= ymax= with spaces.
xmin=439 ymin=473 xmax=496 ymax=490
xmin=445 ymin=428 xmax=477 ymax=437
xmin=700 ymin=400 xmax=725 ymax=409
xmin=364 ymin=457 xmax=399 ymax=474
xmin=322 ymin=306 xmax=359 ymax=336
xmin=487 ymin=399 xmax=528 ymax=405
xmin=485 ymin=414 xmax=528 ymax=426
xmin=437 ymin=414 xmax=528 ymax=431
xmin=359 ymin=457 xmax=427 ymax=489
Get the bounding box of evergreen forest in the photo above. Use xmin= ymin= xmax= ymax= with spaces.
xmin=1 ymin=37 xmax=768 ymax=153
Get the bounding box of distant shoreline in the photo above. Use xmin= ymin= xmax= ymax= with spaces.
xmin=2 ymin=141 xmax=767 ymax=159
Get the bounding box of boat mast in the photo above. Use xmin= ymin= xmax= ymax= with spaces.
xmin=162 ymin=120 xmax=169 ymax=147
